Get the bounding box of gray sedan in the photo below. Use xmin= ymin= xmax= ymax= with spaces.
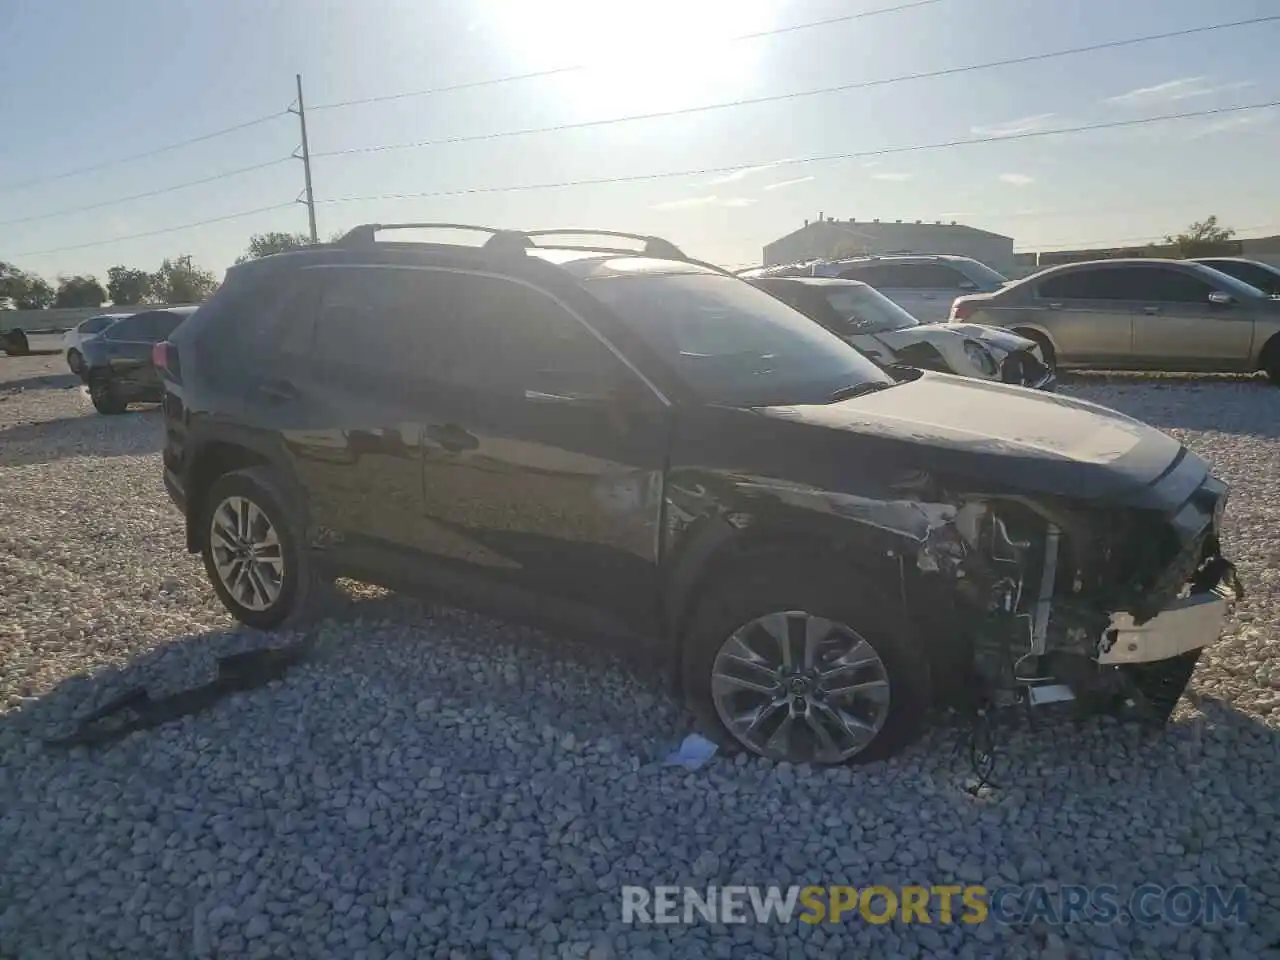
xmin=949 ymin=258 xmax=1280 ymax=382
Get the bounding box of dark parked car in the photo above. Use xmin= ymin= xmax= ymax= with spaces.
xmin=156 ymin=224 xmax=1239 ymax=766
xmin=744 ymin=275 xmax=1055 ymax=389
xmin=1192 ymin=257 xmax=1280 ymax=298
xmin=81 ymin=306 xmax=196 ymax=414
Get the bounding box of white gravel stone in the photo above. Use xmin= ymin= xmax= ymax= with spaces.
xmin=1 ymin=356 xmax=1278 ymax=958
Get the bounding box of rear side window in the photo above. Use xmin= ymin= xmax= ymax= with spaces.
xmin=81 ymin=316 xmax=114 ymax=334
xmin=311 ymin=267 xmax=622 ymax=393
xmin=1036 ymin=270 xmax=1110 ymax=300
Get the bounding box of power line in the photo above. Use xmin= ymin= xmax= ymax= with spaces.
xmin=1020 ymin=222 xmax=1280 ymax=252
xmin=315 ymin=100 xmax=1280 ymax=206
xmin=0 ymin=111 xmax=289 ymax=195
xmin=314 ymin=16 xmax=1280 ymax=158
xmin=0 ymin=158 xmax=294 ymax=227
xmin=10 ymin=203 xmax=296 ymax=258
xmin=308 ymin=0 xmax=950 ymax=112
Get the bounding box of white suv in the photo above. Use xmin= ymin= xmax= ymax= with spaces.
xmin=745 ymin=255 xmax=1009 ymax=324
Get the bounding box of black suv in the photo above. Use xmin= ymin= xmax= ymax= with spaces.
xmin=157 ymin=224 xmax=1240 ymax=766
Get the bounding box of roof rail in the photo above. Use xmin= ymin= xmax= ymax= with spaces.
xmin=335 ymin=223 xmax=689 ymax=259
xmin=335 ymin=223 xmax=533 ymax=253
xmin=522 ymin=229 xmax=687 ymax=261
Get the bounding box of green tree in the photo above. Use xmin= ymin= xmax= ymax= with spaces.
xmin=235 ymin=231 xmax=311 ymax=264
xmin=106 ymin=266 xmax=155 ymax=305
xmin=1164 ymin=216 xmax=1236 ymax=257
xmin=54 ymin=274 xmax=107 ymax=308
xmin=151 ymin=256 xmax=218 ymax=303
xmin=1 ymin=262 xmax=55 ymax=309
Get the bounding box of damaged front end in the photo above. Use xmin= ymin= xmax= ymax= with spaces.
xmin=908 ymin=473 xmax=1242 ymax=724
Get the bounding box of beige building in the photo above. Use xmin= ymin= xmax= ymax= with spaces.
xmin=762 ymin=216 xmax=1016 ymax=274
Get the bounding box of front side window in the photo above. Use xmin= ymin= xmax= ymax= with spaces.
xmin=820 ymin=284 xmax=920 ymax=334
xmin=585 ymin=272 xmax=892 ymax=406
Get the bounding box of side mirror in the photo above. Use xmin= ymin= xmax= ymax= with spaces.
xmin=1208 ymin=291 xmax=1235 ymax=306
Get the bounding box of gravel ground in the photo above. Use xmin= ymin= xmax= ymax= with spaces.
xmin=0 ymin=354 xmax=1277 ymax=959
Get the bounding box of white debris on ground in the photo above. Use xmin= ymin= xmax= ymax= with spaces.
xmin=0 ymin=353 xmax=1277 ymax=959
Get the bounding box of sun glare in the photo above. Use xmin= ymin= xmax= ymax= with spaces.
xmin=483 ymin=0 xmax=780 ymax=114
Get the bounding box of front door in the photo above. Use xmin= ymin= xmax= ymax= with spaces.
xmin=405 ymin=269 xmax=671 ymax=636
xmin=1126 ymin=265 xmax=1255 ymax=369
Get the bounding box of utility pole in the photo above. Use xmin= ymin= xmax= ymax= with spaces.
xmin=290 ymin=73 xmax=319 ymax=243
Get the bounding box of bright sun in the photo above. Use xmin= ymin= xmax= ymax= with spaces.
xmin=482 ymin=0 xmax=780 ymax=114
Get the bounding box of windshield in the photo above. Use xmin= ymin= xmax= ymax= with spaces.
xmin=821 ymin=285 xmax=920 ymax=334
xmin=959 ymin=259 xmax=1010 ymax=288
xmin=585 ymin=272 xmax=892 ymax=406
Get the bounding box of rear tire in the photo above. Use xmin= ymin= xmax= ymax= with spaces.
xmin=681 ymin=557 xmax=932 ymax=765
xmin=200 ymin=467 xmax=333 ymax=630
xmin=88 ymin=374 xmax=127 ymax=415
xmin=2 ymin=330 xmax=30 ymax=356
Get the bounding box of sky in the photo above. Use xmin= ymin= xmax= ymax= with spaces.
xmin=1 ymin=0 xmax=1278 ymax=283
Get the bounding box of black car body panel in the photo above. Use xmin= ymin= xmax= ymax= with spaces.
xmin=158 ymin=228 xmax=1239 ymax=757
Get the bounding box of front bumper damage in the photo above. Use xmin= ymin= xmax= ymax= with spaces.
xmin=907 ymin=469 xmax=1242 ymax=725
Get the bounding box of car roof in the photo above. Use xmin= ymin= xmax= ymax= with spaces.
xmin=834 ymin=254 xmax=978 ymax=264
xmin=227 ymin=223 xmax=726 ymax=283
xmin=749 ymin=276 xmax=871 ymax=289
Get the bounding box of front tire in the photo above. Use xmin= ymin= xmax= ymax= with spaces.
xmin=682 ymin=559 xmax=932 ymax=765
xmin=67 ymin=349 xmax=84 ymax=374
xmin=1013 ymin=329 xmax=1056 ymax=369
xmin=200 ymin=467 xmax=330 ymax=629
xmin=1260 ymin=336 xmax=1280 ymax=385
xmin=88 ymin=374 xmax=127 ymax=415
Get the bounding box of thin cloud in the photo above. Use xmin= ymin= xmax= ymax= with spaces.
xmin=1106 ymin=76 xmax=1205 ymax=104
xmin=872 ymin=172 xmax=913 ymax=182
xmin=998 ymin=173 xmax=1035 ymax=186
xmin=707 ymin=160 xmax=793 ymax=185
xmin=763 ymin=176 xmax=815 ymax=191
xmin=1104 ymin=76 xmax=1254 ymax=107
xmin=1186 ymin=109 xmax=1276 ymax=139
xmin=970 ymin=113 xmax=1058 ymax=137
xmin=651 ymin=195 xmax=756 ymax=211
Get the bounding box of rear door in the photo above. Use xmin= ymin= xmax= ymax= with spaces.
xmin=1029 ymin=267 xmax=1134 ymax=365
xmin=1128 ymin=264 xmax=1254 ymax=368
xmin=135 ymin=312 xmax=185 ymax=390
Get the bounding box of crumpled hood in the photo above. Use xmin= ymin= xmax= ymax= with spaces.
xmin=758 ymin=372 xmax=1199 ymax=503
xmin=861 ymin=323 xmax=1036 ymax=357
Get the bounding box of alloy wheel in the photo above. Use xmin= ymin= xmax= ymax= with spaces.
xmin=209 ymin=496 xmax=286 ymax=612
xmin=710 ymin=610 xmax=891 ymax=764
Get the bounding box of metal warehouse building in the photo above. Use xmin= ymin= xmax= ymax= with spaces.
xmin=762 ymin=215 xmax=1016 ymax=274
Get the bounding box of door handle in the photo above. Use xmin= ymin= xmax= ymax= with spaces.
xmin=1047 ymin=303 xmax=1063 ymax=310
xmin=257 ymin=379 xmax=298 ymax=402
xmin=1142 ymin=305 xmax=1160 ymax=315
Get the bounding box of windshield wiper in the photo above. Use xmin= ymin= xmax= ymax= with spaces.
xmin=828 ymin=381 xmax=896 ymax=403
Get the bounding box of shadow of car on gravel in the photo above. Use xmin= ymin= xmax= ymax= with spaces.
xmin=0 ymin=408 xmax=165 ymax=467
xmin=0 ymin=371 xmax=83 ymax=393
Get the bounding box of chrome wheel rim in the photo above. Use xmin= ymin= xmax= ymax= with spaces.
xmin=710 ymin=610 xmax=891 ymax=764
xmin=209 ymin=496 xmax=285 ymax=612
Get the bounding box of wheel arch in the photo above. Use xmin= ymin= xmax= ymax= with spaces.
xmin=183 ymin=432 xmax=301 ymax=553
xmin=1007 ymin=323 xmax=1058 ymax=364
xmin=1256 ymin=330 xmax=1280 ymax=377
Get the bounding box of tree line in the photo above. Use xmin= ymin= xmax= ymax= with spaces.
xmin=0 ymin=231 xmax=316 ymax=310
